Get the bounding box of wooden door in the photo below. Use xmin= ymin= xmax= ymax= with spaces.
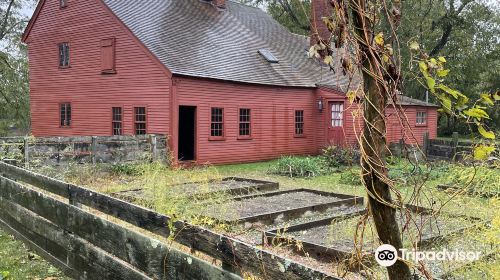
xmin=328 ymin=101 xmax=345 ymax=146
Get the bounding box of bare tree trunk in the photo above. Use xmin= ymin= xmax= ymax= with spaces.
xmin=361 ymin=72 xmax=412 ymax=280
xmin=350 ymin=0 xmax=413 ymax=278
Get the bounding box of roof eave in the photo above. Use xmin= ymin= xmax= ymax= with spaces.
xmin=172 ymin=72 xmax=318 ymax=88
xmin=21 ymin=0 xmax=45 ymax=43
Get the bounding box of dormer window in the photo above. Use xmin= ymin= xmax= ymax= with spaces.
xmin=60 ymin=0 xmax=67 ymax=8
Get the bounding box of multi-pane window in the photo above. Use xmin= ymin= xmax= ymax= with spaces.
xmin=210 ymin=107 xmax=224 ymax=137
xmin=58 ymin=42 xmax=70 ymax=67
xmin=239 ymin=108 xmax=251 ymax=137
xmin=295 ymin=110 xmax=304 ymax=136
xmin=134 ymin=107 xmax=147 ymax=135
xmin=112 ymin=107 xmax=122 ymax=135
xmin=416 ymin=111 xmax=427 ymax=125
xmin=60 ymin=103 xmax=71 ymax=127
xmin=331 ymin=103 xmax=344 ymax=127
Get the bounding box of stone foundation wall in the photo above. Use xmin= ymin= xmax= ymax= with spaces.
xmin=388 ymin=142 xmax=426 ymax=161
xmin=426 ymin=138 xmax=472 ymax=161
xmin=0 ymin=135 xmax=169 ymax=167
xmin=389 ymin=134 xmax=473 ymax=162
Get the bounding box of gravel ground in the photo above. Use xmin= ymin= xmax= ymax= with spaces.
xmin=286 ymin=212 xmax=475 ymax=251
xmin=113 ymin=179 xmax=263 ymax=201
xmin=233 ymin=204 xmax=365 ymax=245
xmin=203 ymin=191 xmax=345 ymax=220
xmin=179 ymin=179 xmax=259 ymax=195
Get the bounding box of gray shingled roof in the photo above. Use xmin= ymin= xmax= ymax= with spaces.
xmin=103 ymin=0 xmax=351 ymax=89
xmin=397 ymin=95 xmax=439 ymax=107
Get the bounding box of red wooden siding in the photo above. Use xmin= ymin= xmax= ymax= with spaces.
xmin=25 ymin=0 xmax=171 ymax=137
xmin=317 ymin=87 xmax=363 ymax=148
xmin=386 ymin=106 xmax=438 ymax=145
xmin=173 ymin=77 xmax=325 ymax=164
xmin=23 ymin=0 xmax=437 ymax=165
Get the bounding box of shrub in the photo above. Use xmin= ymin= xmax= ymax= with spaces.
xmin=445 ymin=165 xmax=499 ymax=197
xmin=322 ymin=145 xmax=360 ymax=168
xmin=339 ymin=170 xmax=362 ymax=185
xmin=268 ymin=156 xmax=328 ymax=178
xmin=108 ymin=163 xmax=145 ymax=176
xmin=388 ymin=161 xmax=450 ymax=185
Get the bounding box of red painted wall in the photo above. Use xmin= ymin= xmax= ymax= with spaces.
xmin=24 ymin=0 xmax=437 ymax=165
xmin=25 ymin=0 xmax=171 ymax=137
xmin=317 ymin=87 xmax=363 ymax=148
xmin=386 ymin=106 xmax=438 ymax=145
xmin=173 ymin=77 xmax=328 ymax=164
xmin=172 ymin=78 xmax=367 ymax=165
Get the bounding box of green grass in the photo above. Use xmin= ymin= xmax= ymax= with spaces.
xmin=0 ymin=227 xmax=68 ymax=280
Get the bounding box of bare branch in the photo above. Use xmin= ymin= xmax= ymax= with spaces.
xmin=429 ymin=0 xmax=476 ymax=55
xmin=0 ymin=0 xmax=17 ymax=41
xmin=276 ymin=0 xmax=310 ymax=31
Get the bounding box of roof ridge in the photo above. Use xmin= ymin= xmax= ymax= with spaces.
xmin=226 ymin=0 xmax=262 ymax=10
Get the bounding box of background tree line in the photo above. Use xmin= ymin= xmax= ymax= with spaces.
xmin=0 ymin=0 xmax=498 ymax=136
xmin=242 ymin=0 xmax=500 ymax=136
xmin=0 ymin=0 xmax=33 ymax=136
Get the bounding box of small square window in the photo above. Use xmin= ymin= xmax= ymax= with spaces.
xmin=58 ymin=42 xmax=70 ymax=67
xmin=60 ymin=103 xmax=71 ymax=127
xmin=416 ymin=111 xmax=427 ymax=125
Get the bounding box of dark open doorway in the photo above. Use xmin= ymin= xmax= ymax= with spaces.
xmin=178 ymin=106 xmax=196 ymax=161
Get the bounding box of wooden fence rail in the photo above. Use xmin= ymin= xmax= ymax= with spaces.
xmin=0 ymin=162 xmax=338 ymax=280
xmin=0 ymin=175 xmax=240 ymax=280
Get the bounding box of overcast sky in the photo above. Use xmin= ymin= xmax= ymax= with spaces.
xmin=19 ymin=0 xmax=498 ymax=21
xmin=21 ymin=4 xmax=35 ymax=17
xmin=19 ymin=0 xmax=269 ymax=18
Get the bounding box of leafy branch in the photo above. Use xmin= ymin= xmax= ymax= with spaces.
xmin=410 ymin=41 xmax=498 ymax=159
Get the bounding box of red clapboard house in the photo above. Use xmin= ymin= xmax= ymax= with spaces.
xmin=22 ymin=0 xmax=438 ymax=164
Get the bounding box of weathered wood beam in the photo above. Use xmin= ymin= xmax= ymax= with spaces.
xmin=0 ymin=162 xmax=170 ymax=236
xmin=0 ymin=162 xmax=340 ymax=280
xmin=0 ymin=176 xmax=242 ymax=280
xmin=0 ymin=198 xmax=152 ymax=280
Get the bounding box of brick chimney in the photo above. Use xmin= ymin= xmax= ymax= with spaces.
xmin=310 ymin=0 xmax=332 ymax=46
xmin=213 ymin=0 xmax=226 ymax=9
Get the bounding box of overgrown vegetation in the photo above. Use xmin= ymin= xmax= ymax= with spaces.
xmin=268 ymin=156 xmax=328 ymax=177
xmin=29 ymin=158 xmax=500 ymax=279
xmin=339 ymin=170 xmax=362 ymax=186
xmin=322 ymin=145 xmax=360 ymax=168
xmin=443 ymin=164 xmax=500 ymax=198
xmin=268 ymin=146 xmax=360 ymax=178
xmin=0 ymin=228 xmax=68 ymax=279
xmin=0 ymin=0 xmax=34 ymax=136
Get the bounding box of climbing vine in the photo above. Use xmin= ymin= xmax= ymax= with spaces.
xmin=305 ymin=0 xmax=499 ymax=279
